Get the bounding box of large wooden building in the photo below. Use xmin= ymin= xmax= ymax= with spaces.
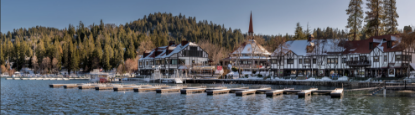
xmin=138 ymin=41 xmax=209 ymax=77
xmin=270 ymin=34 xmax=415 ymax=78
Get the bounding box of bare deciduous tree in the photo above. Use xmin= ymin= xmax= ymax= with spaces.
xmin=197 ymin=40 xmax=227 ymax=65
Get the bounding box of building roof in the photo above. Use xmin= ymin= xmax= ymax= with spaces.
xmin=272 ymin=39 xmax=345 ymax=56
xmin=139 ymin=42 xmax=200 ymax=60
xmin=342 ymin=34 xmax=402 ymax=54
xmin=231 ymin=40 xmax=271 ymax=55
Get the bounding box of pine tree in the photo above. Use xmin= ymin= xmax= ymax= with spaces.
xmin=383 ymin=0 xmax=399 ymax=34
xmin=346 ymin=0 xmax=364 ymax=40
xmin=102 ymin=44 xmax=112 ymax=71
xmin=365 ymin=0 xmax=384 ymax=37
xmin=294 ymin=23 xmax=305 ymax=40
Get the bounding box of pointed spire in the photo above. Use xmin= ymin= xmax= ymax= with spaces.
xmin=248 ymin=11 xmax=254 ymax=36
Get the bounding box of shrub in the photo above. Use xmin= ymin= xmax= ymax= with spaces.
xmin=257 ymin=74 xmax=263 ymax=77
xmin=231 ymin=67 xmax=238 ymax=72
xmin=245 ymin=75 xmax=249 ymax=78
xmin=252 ymin=70 xmax=257 ymax=74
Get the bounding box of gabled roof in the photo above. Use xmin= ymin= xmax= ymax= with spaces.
xmin=272 ymin=39 xmax=345 ymax=56
xmin=139 ymin=42 xmax=200 ymax=60
xmin=231 ymin=40 xmax=271 ymax=55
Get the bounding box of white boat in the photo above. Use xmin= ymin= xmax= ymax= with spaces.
xmin=50 ymin=78 xmax=57 ymax=80
xmin=14 ymin=78 xmax=21 ymax=80
xmin=35 ymin=78 xmax=42 ymax=80
xmin=21 ymin=78 xmax=29 ymax=80
xmin=6 ymin=78 xmax=13 ymax=80
xmin=63 ymin=78 xmax=70 ymax=80
xmin=43 ymin=78 xmax=50 ymax=80
xmin=56 ymin=78 xmax=63 ymax=80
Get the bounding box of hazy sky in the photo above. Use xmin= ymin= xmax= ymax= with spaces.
xmin=1 ymin=0 xmax=414 ymax=35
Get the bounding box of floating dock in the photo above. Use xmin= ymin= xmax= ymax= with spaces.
xmin=48 ymin=83 xmax=346 ymax=98
xmin=330 ymin=88 xmax=344 ymax=98
xmin=180 ymin=88 xmax=206 ymax=94
xmin=206 ymin=89 xmax=231 ymax=95
xmin=235 ymin=90 xmax=257 ymax=96
xmin=298 ymin=88 xmax=318 ymax=97
xmin=156 ymin=88 xmax=182 ymax=93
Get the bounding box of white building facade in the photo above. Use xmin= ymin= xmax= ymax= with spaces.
xmin=270 ymin=34 xmax=415 ymax=77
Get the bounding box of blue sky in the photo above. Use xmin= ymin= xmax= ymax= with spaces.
xmin=1 ymin=0 xmax=414 ymax=35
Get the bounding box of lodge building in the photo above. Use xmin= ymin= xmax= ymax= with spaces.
xmin=138 ymin=41 xmax=209 ymax=76
xmin=270 ymin=34 xmax=415 ymax=78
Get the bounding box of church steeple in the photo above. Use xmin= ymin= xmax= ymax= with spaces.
xmin=248 ymin=12 xmax=254 ymax=37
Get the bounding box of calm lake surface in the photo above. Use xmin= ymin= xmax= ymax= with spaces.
xmin=1 ymin=78 xmax=415 ymax=114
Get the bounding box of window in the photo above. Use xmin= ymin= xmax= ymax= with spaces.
xmin=396 ymin=55 xmax=401 ymax=61
xmin=384 ymin=55 xmax=387 ymax=62
xmin=327 ymin=58 xmax=338 ymax=64
xmin=342 ymin=58 xmax=347 ymax=63
xmin=139 ymin=61 xmax=143 ymax=66
xmin=313 ymin=58 xmax=316 ymax=64
xmin=192 ymin=60 xmax=195 ymax=64
xmin=271 ymin=60 xmax=276 ymax=64
xmin=373 ymin=56 xmax=379 ymax=62
xmin=180 ymin=59 xmax=186 ymax=64
xmin=248 ymin=61 xmax=252 ymax=64
xmin=354 ymin=57 xmax=358 ymax=61
xmin=242 ymin=61 xmax=247 ymax=64
xmin=304 ymin=59 xmax=310 ymax=64
xmin=299 ymin=59 xmax=303 ymax=64
xmin=287 ymin=59 xmax=294 ymax=64
xmin=171 ymin=59 xmax=177 ymax=65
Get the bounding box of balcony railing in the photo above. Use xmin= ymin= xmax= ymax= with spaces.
xmin=346 ymin=60 xmax=370 ymax=67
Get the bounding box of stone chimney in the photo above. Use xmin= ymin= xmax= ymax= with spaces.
xmin=307 ymin=34 xmax=314 ymax=42
xmin=143 ymin=50 xmax=151 ymax=57
xmin=181 ymin=40 xmax=189 ymax=46
xmin=169 ymin=41 xmax=175 ymax=46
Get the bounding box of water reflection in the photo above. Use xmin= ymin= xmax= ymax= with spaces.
xmin=1 ymin=78 xmax=415 ymax=114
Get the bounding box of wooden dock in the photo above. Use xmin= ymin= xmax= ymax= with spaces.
xmin=206 ymin=89 xmax=231 ymax=95
xmin=50 ymin=84 xmax=82 ymax=88
xmin=298 ymin=88 xmax=318 ymax=97
xmin=113 ymin=86 xmax=141 ymax=91
xmin=133 ymin=87 xmax=160 ymax=92
xmin=63 ymin=84 xmax=79 ymax=88
xmin=266 ymin=90 xmax=284 ymax=97
xmin=229 ymin=87 xmax=249 ymax=93
xmin=180 ymin=88 xmax=206 ymax=94
xmin=253 ymin=87 xmax=272 ymax=94
xmin=156 ymin=88 xmax=182 ymax=93
xmin=235 ymin=90 xmax=256 ymax=96
xmin=330 ymin=88 xmax=344 ymax=98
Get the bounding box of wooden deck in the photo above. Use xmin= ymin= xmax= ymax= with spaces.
xmin=78 ymin=85 xmax=97 ymax=89
xmin=206 ymin=89 xmax=231 ymax=95
xmin=298 ymin=88 xmax=318 ymax=97
xmin=180 ymin=88 xmax=206 ymax=94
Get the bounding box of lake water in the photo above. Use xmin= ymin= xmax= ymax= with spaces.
xmin=1 ymin=78 xmax=415 ymax=114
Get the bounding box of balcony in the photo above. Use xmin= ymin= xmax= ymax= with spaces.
xmin=346 ymin=60 xmax=370 ymax=67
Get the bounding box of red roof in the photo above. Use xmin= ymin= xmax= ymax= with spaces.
xmin=342 ymin=34 xmax=402 ymax=54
